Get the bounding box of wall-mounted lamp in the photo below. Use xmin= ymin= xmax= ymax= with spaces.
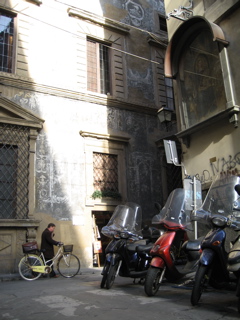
xmin=157 ymin=106 xmax=173 ymax=123
xmin=229 ymin=108 xmax=239 ymax=128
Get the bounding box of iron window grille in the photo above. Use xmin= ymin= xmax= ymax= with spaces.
xmin=93 ymin=152 xmax=118 ymax=193
xmin=0 ymin=123 xmax=30 ymax=219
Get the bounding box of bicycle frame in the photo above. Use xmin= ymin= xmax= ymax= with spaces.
xmin=30 ymin=245 xmax=65 ymax=273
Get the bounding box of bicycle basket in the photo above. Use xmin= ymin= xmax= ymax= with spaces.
xmin=63 ymin=245 xmax=73 ymax=252
xmin=22 ymin=241 xmax=38 ymax=254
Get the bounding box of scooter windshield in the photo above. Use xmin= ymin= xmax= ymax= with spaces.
xmin=151 ymin=188 xmax=191 ymax=229
xmin=101 ymin=202 xmax=142 ymax=238
xmin=193 ymin=175 xmax=240 ymax=224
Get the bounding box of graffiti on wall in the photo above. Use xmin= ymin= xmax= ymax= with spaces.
xmin=195 ymin=152 xmax=240 ymax=184
xmin=122 ymin=0 xmax=165 ymax=27
xmin=12 ymin=91 xmax=39 ymax=112
xmin=36 ymin=133 xmax=71 ymax=218
xmin=123 ymin=0 xmax=145 ymax=26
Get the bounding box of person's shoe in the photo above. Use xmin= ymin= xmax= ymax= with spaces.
xmin=51 ymin=275 xmax=59 ymax=278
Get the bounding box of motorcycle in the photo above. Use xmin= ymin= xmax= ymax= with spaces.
xmin=191 ymin=175 xmax=240 ymax=306
xmin=100 ymin=202 xmax=161 ymax=289
xmin=227 ymin=184 xmax=240 ymax=313
xmin=144 ymin=188 xmax=202 ymax=297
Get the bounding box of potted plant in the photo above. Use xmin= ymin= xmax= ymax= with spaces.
xmin=91 ymin=189 xmax=122 ymax=200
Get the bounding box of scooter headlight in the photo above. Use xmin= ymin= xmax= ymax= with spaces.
xmin=212 ymin=216 xmax=227 ymax=227
xmin=120 ymin=232 xmax=129 ymax=239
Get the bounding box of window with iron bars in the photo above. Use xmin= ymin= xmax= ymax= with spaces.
xmin=93 ymin=152 xmax=118 ymax=193
xmin=0 ymin=10 xmax=15 ymax=73
xmin=0 ymin=124 xmax=30 ymax=219
xmin=87 ymin=38 xmax=111 ymax=95
xmin=159 ymin=16 xmax=167 ymax=32
xmin=165 ymin=77 xmax=175 ymax=111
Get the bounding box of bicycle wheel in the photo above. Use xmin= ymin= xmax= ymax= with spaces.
xmin=19 ymin=255 xmax=43 ymax=281
xmin=57 ymin=253 xmax=80 ymax=278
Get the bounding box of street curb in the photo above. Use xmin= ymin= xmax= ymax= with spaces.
xmin=0 ymin=267 xmax=102 ymax=282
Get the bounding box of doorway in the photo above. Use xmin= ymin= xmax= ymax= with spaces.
xmin=92 ymin=210 xmax=113 ymax=266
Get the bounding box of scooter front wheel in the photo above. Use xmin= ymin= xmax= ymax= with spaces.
xmin=106 ymin=262 xmax=119 ymax=289
xmin=144 ymin=267 xmax=163 ymax=296
xmin=100 ymin=263 xmax=110 ymax=288
xmin=191 ymin=264 xmax=208 ymax=306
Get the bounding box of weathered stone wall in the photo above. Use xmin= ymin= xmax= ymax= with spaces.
xmin=0 ymin=0 xmax=167 ymax=270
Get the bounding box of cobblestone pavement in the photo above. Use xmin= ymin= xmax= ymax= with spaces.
xmin=0 ymin=268 xmax=239 ymax=320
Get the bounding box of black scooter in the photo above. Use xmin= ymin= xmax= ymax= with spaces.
xmin=100 ymin=202 xmax=160 ymax=289
xmin=191 ymin=175 xmax=240 ymax=306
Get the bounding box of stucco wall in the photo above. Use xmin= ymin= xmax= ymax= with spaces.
xmin=182 ymin=119 xmax=240 ymax=186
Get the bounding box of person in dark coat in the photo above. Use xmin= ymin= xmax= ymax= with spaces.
xmin=41 ymin=223 xmax=61 ymax=278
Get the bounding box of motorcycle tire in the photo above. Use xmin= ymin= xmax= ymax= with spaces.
xmin=191 ymin=264 xmax=208 ymax=306
xmin=106 ymin=263 xmax=119 ymax=289
xmin=100 ymin=263 xmax=110 ymax=289
xmin=144 ymin=267 xmax=163 ymax=296
xmin=238 ymin=298 xmax=240 ymax=313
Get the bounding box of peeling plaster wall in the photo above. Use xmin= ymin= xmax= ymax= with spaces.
xmin=9 ymin=90 xmax=162 ymax=220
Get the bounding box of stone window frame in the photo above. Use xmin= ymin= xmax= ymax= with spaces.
xmin=80 ymin=130 xmax=130 ymax=207
xmin=148 ymin=37 xmax=173 ymax=110
xmin=68 ymin=8 xmax=130 ymax=101
xmin=0 ymin=96 xmax=44 ymax=228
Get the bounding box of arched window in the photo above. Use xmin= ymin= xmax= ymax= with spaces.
xmin=164 ymin=17 xmax=236 ymax=140
xmin=179 ymin=28 xmax=226 ymax=129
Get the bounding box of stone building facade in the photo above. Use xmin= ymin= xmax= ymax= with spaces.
xmin=0 ymin=0 xmax=175 ymax=273
xmin=163 ymin=0 xmax=240 ymax=190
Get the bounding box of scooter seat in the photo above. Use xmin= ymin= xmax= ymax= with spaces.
xmin=228 ymin=250 xmax=240 ymax=265
xmin=136 ymin=243 xmax=153 ymax=254
xmin=127 ymin=239 xmax=147 ymax=253
xmin=182 ymin=238 xmax=202 ymax=251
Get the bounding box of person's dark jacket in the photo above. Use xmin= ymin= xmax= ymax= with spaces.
xmin=41 ymin=228 xmax=59 ymax=259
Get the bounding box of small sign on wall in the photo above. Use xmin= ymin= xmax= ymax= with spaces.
xmin=72 ymin=214 xmax=85 ymax=226
xmin=94 ymin=240 xmax=102 ymax=253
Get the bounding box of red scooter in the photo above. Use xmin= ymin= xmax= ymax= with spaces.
xmin=144 ymin=188 xmax=202 ymax=296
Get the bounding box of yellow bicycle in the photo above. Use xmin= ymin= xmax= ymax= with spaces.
xmin=18 ymin=242 xmax=80 ymax=281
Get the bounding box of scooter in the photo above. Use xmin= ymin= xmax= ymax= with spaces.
xmin=100 ymin=202 xmax=161 ymax=289
xmin=144 ymin=188 xmax=202 ymax=296
xmin=227 ymin=184 xmax=240 ymax=313
xmin=191 ymin=175 xmax=240 ymax=306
